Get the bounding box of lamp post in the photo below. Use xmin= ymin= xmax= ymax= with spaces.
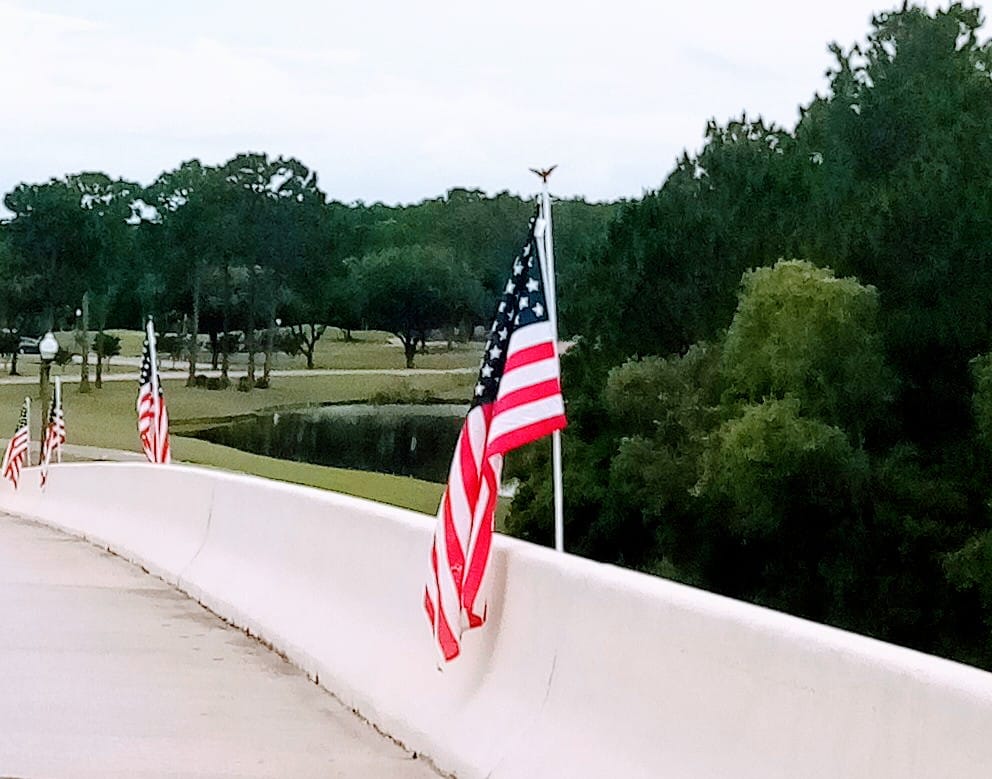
xmin=76 ymin=295 xmax=91 ymax=393
xmin=38 ymin=331 xmax=59 ymax=464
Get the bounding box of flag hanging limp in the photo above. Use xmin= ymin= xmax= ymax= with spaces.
xmin=2 ymin=397 xmax=30 ymax=489
xmin=425 ymin=206 xmax=567 ymax=663
xmin=40 ymin=378 xmax=65 ymax=488
xmin=137 ymin=319 xmax=171 ymax=465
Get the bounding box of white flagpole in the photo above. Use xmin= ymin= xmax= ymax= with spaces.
xmin=54 ymin=376 xmax=62 ymax=464
xmin=24 ymin=396 xmax=30 ymax=465
xmin=536 ymin=171 xmax=566 ymax=553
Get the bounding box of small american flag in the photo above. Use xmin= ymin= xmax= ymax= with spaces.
xmin=425 ymin=209 xmax=566 ymax=663
xmin=1 ymin=398 xmax=30 ymax=489
xmin=137 ymin=324 xmax=171 ymax=464
xmin=39 ymin=381 xmax=66 ymax=488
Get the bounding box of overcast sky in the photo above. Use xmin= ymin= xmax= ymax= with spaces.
xmin=0 ymin=0 xmax=951 ymax=211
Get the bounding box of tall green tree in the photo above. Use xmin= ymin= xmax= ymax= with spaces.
xmin=355 ymin=245 xmax=482 ymax=368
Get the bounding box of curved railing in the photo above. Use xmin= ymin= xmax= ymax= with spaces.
xmin=3 ymin=462 xmax=991 ymax=778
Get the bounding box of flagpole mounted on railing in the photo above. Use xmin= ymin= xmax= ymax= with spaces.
xmin=531 ymin=165 xmax=566 ymax=553
xmin=146 ymin=317 xmax=159 ymax=400
xmin=54 ymin=377 xmax=62 ymax=464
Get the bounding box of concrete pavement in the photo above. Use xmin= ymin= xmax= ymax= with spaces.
xmin=0 ymin=514 xmax=441 ymax=778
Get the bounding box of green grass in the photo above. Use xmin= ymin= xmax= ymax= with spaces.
xmin=104 ymin=327 xmax=482 ymax=372
xmin=0 ymin=366 xmax=475 ymax=516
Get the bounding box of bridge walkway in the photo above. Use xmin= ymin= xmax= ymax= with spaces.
xmin=0 ymin=513 xmax=439 ymax=778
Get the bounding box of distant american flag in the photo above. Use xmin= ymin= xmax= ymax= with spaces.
xmin=425 ymin=210 xmax=566 ymax=663
xmin=1 ymin=398 xmax=30 ymax=489
xmin=39 ymin=383 xmax=65 ymax=488
xmin=137 ymin=328 xmax=171 ymax=464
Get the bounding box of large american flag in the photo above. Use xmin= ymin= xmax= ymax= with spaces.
xmin=425 ymin=211 xmax=567 ymax=663
xmin=1 ymin=398 xmax=30 ymax=489
xmin=39 ymin=383 xmax=66 ymax=488
xmin=137 ymin=329 xmax=171 ymax=464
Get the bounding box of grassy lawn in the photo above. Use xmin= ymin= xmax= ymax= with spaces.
xmin=102 ymin=327 xmax=482 ymax=372
xmin=2 ymin=328 xmax=481 ymax=377
xmin=0 ymin=356 xmax=477 ymax=516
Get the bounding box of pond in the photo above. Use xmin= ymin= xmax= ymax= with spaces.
xmin=190 ymin=403 xmax=468 ymax=483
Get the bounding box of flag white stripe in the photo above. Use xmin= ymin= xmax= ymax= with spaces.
xmin=489 ymin=396 xmax=568 ymax=444
xmin=504 ymin=320 xmax=557 ymax=353
xmin=496 ymin=358 xmax=561 ymax=397
xmin=446 ymin=436 xmax=474 ymax=562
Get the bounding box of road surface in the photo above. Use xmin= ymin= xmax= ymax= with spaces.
xmin=0 ymin=514 xmax=440 ymax=778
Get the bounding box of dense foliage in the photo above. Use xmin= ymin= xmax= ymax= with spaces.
xmin=508 ymin=3 xmax=992 ymax=670
xmin=0 ymin=162 xmax=617 ymax=372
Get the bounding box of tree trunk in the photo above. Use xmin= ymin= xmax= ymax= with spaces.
xmin=221 ymin=260 xmax=230 ymax=381
xmin=295 ymin=323 xmax=325 ymax=370
xmin=246 ymin=325 xmax=256 ymax=384
xmin=187 ymin=268 xmax=201 ymax=386
xmin=209 ymin=331 xmax=220 ymax=370
xmin=78 ymin=293 xmax=91 ymax=394
xmin=263 ymin=316 xmax=275 ymax=382
xmin=9 ymin=351 xmax=18 ymax=376
xmin=95 ymin=332 xmax=103 ymax=389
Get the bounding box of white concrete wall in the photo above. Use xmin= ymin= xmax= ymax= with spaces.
xmin=3 ymin=461 xmax=992 ymax=778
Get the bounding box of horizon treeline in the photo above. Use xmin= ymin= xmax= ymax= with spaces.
xmin=0 ymin=157 xmax=619 ymax=371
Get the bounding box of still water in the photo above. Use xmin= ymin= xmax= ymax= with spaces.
xmin=192 ymin=403 xmax=468 ymax=482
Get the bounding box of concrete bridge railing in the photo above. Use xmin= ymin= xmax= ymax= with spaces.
xmin=3 ymin=461 xmax=991 ymax=778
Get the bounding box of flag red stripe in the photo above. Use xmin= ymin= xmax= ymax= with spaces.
xmin=441 ymin=489 xmax=465 ymax=583
xmin=487 ymin=415 xmax=567 ymax=458
xmin=503 ymin=341 xmax=556 ymax=373
xmin=461 ymin=459 xmax=499 ymax=618
xmin=430 ymin=543 xmax=461 ymax=661
xmin=492 ymin=378 xmax=563 ymax=417
xmin=423 ymin=588 xmax=435 ymax=624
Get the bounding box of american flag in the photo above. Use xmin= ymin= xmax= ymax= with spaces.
xmin=137 ymin=327 xmax=171 ymax=464
xmin=1 ymin=398 xmax=30 ymax=489
xmin=39 ymin=383 xmax=66 ymax=488
xmin=425 ymin=210 xmax=567 ymax=663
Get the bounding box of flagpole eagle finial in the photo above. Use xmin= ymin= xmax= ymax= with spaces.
xmin=529 ymin=165 xmax=557 ymax=183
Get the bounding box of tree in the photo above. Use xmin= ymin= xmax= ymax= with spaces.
xmin=795 ymin=3 xmax=992 ymax=446
xmin=568 ymin=114 xmax=801 ymax=359
xmin=721 ymin=260 xmax=893 ymax=441
xmin=143 ymin=159 xmax=214 ymax=384
xmin=695 ymin=397 xmax=869 ymax=618
xmin=92 ymin=332 xmax=121 ymax=387
xmin=354 ymin=245 xmax=481 ymax=368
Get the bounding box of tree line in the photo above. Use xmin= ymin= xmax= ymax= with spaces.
xmin=508 ymin=3 xmax=992 ymax=670
xmin=0 ymin=158 xmax=618 ymax=381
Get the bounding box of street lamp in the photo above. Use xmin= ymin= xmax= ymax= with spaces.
xmin=75 ymin=297 xmax=91 ymax=393
xmin=38 ymin=331 xmax=59 ymax=464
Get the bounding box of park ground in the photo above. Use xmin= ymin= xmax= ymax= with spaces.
xmin=0 ymin=329 xmax=480 ymax=516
